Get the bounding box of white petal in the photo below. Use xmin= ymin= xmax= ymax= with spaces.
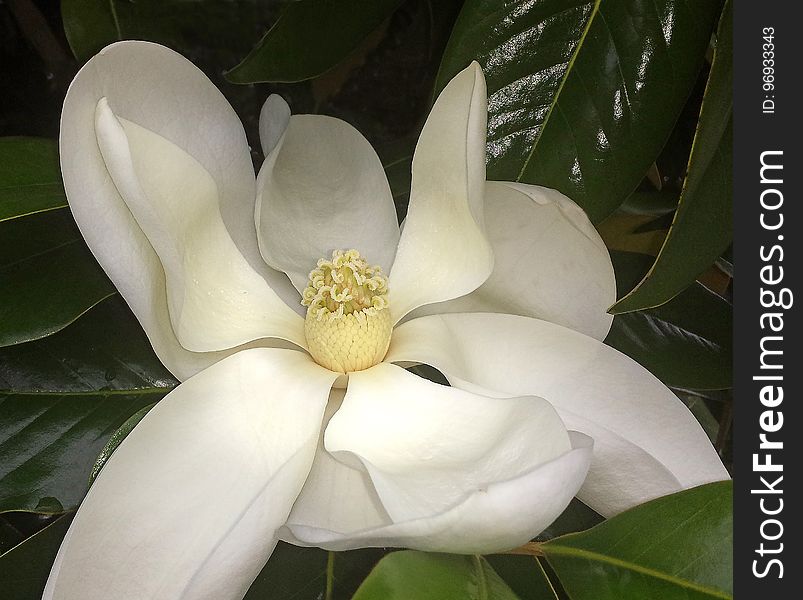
xmin=44 ymin=348 xmax=337 ymax=600
xmin=281 ymin=389 xmax=393 ymax=538
xmin=388 ymin=62 xmax=493 ymax=324
xmin=60 ymin=41 xmax=298 ymax=379
xmin=285 ymin=432 xmax=592 ymax=554
xmin=325 ymin=363 xmax=572 ymax=522
xmin=256 ymin=113 xmax=399 ymax=291
xmin=386 ymin=313 xmax=729 ymax=516
xmin=94 ymin=99 xmax=305 ymax=352
xmin=283 ymin=364 xmax=590 ymax=554
xmin=259 ymin=94 xmax=291 ymax=156
xmin=410 ymin=182 xmax=616 ymax=340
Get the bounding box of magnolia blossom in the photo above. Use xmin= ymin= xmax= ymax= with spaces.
xmin=44 ymin=41 xmax=728 ymax=599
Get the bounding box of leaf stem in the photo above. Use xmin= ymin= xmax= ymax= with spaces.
xmin=472 ymin=555 xmax=489 ymax=600
xmin=325 ymin=551 xmax=335 ymax=600
xmin=499 ymin=542 xmax=546 ymax=557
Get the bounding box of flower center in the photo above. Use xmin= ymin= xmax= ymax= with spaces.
xmin=302 ymin=249 xmax=392 ymax=373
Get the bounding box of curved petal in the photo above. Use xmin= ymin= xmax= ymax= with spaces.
xmin=259 ymin=94 xmax=291 ymax=156
xmin=386 ymin=313 xmax=729 ymax=516
xmin=60 ymin=41 xmax=298 ymax=379
xmin=283 ymin=364 xmax=590 ymax=554
xmin=94 ymin=99 xmax=305 ymax=351
xmin=282 ymin=389 xmax=393 ymax=537
xmin=44 ymin=348 xmax=337 ymax=600
xmin=326 ymin=363 xmax=572 ymax=522
xmin=256 ymin=106 xmax=399 ymax=292
xmin=410 ymin=182 xmax=616 ymax=340
xmin=284 ymin=432 xmax=592 ymax=554
xmin=388 ymin=62 xmax=493 ymax=324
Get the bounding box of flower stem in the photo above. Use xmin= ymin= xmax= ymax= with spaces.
xmin=500 ymin=542 xmax=546 ymax=557
xmin=325 ymin=551 xmax=335 ymax=600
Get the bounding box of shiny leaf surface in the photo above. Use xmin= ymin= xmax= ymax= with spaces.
xmin=437 ymin=0 xmax=722 ymax=222
xmin=353 ymin=551 xmax=522 ymax=600
xmin=226 ymin=0 xmax=404 ymax=83
xmin=247 ymin=545 xmax=388 ymax=600
xmin=486 ymin=555 xmax=561 ymax=600
xmin=611 ymin=1 xmax=732 ymax=311
xmin=0 ymin=514 xmax=72 ymax=598
xmin=606 ymin=251 xmax=732 ymax=390
xmin=61 ymin=0 xmax=277 ymax=64
xmin=0 ymin=298 xmax=176 ymax=513
xmin=0 ymin=209 xmax=116 ymax=347
xmin=0 ymin=296 xmax=177 ymax=394
xmin=537 ymin=499 xmax=604 ymax=541
xmin=0 ymin=138 xmax=66 ymax=223
xmin=544 ymin=481 xmax=733 ymax=600
xmin=0 ymin=393 xmax=159 ymax=514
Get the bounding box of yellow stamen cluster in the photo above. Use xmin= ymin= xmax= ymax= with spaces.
xmin=302 ymin=249 xmax=391 ymax=373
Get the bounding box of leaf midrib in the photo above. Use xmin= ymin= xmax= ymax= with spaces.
xmin=544 ymin=544 xmax=731 ymax=599
xmin=515 ymin=0 xmax=601 ymax=182
xmin=0 ymin=388 xmax=172 ymax=398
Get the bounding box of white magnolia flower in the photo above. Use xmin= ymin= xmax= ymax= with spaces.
xmin=45 ymin=41 xmax=728 ymax=599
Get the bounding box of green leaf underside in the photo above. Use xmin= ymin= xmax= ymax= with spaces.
xmin=0 ymin=514 xmax=72 ymax=598
xmin=437 ymin=0 xmax=722 ymax=223
xmin=226 ymin=0 xmax=405 ymax=83
xmin=353 ymin=551 xmax=521 ymax=600
xmin=544 ymin=481 xmax=733 ymax=600
xmin=537 ymin=498 xmax=604 ymax=541
xmin=0 ymin=138 xmax=66 ymax=223
xmin=247 ymin=545 xmax=389 ymax=600
xmin=486 ymin=555 xmax=561 ymax=600
xmin=606 ymin=251 xmax=732 ymax=390
xmin=0 ymin=297 xmax=176 ymax=514
xmin=61 ymin=0 xmax=281 ymax=64
xmin=0 ymin=209 xmax=116 ymax=347
xmin=611 ymin=1 xmax=733 ymax=312
xmin=0 ymin=522 xmax=22 ymax=554
xmin=620 ymin=190 xmax=680 ymax=217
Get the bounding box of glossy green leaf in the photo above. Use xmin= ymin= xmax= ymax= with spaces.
xmin=0 ymin=297 xmax=176 ymax=513
xmin=676 ymin=390 xmax=721 ymax=444
xmin=226 ymin=0 xmax=404 ymax=83
xmin=0 ymin=512 xmax=62 ymax=551
xmin=0 ymin=209 xmax=115 ymax=347
xmin=486 ymin=555 xmax=561 ymax=600
xmin=620 ymin=190 xmax=679 ymax=218
xmin=0 ymin=393 xmax=159 ymax=514
xmin=437 ymin=0 xmax=722 ymax=222
xmin=247 ymin=545 xmax=388 ymax=600
xmin=606 ymin=251 xmax=732 ymax=390
xmin=61 ymin=0 xmax=278 ymax=64
xmin=353 ymin=551 xmax=521 ymax=600
xmin=0 ymin=514 xmax=72 ymax=598
xmin=612 ymin=1 xmax=733 ymax=312
xmin=537 ymin=499 xmax=604 ymax=541
xmin=543 ymin=481 xmax=733 ymax=600
xmin=0 ymin=517 xmax=26 ymax=554
xmin=0 ymin=296 xmax=177 ymax=394
xmin=60 ymin=0 xmax=118 ymax=62
xmin=244 ymin=544 xmax=330 ymax=600
xmin=0 ymin=138 xmax=66 ymax=223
